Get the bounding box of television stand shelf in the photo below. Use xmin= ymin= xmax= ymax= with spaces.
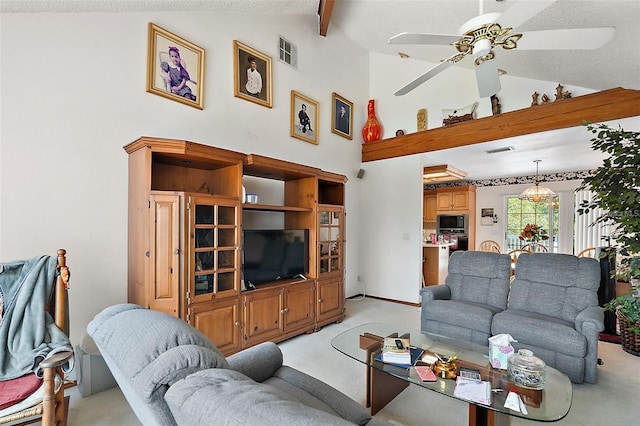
xmin=242 ymin=203 xmax=314 ymax=212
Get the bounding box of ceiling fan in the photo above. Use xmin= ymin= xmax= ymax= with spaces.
xmin=389 ymin=0 xmax=615 ymax=98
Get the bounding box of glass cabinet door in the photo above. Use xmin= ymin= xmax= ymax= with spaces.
xmin=318 ymin=207 xmax=344 ymax=275
xmin=190 ymin=196 xmax=239 ymax=303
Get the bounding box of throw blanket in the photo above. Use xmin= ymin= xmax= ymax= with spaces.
xmin=0 ymin=255 xmax=73 ymax=381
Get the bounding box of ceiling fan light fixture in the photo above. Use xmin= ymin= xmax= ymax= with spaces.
xmin=518 ymin=160 xmax=557 ymax=203
xmin=472 ymin=38 xmax=492 ymax=57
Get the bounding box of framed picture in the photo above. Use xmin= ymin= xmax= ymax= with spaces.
xmin=290 ymin=90 xmax=318 ymax=145
xmin=146 ymin=23 xmax=204 ymax=109
xmin=331 ymin=92 xmax=353 ymax=140
xmin=233 ymin=40 xmax=273 ymax=108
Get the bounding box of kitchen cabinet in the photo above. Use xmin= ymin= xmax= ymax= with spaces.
xmin=423 ymin=190 xmax=437 ymax=223
xmin=436 ymin=186 xmax=475 ymax=212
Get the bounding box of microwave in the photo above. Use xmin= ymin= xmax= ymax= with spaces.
xmin=437 ymin=214 xmax=468 ymax=234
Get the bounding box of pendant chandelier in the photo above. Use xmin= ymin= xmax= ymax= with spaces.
xmin=519 ymin=160 xmax=557 ymax=203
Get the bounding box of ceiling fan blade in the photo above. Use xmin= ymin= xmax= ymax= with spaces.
xmin=498 ymin=0 xmax=558 ymax=30
xmin=475 ymin=58 xmax=501 ymax=98
xmin=516 ymin=28 xmax=615 ymax=50
xmin=394 ymin=55 xmax=459 ymax=96
xmin=388 ymin=32 xmax=460 ymax=46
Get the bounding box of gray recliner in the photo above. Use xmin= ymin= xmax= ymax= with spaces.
xmin=88 ymin=304 xmax=390 ymax=426
xmin=420 ymin=251 xmax=512 ymax=346
xmin=491 ymin=253 xmax=604 ymax=383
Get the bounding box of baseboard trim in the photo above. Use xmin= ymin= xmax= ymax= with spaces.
xmin=346 ymin=294 xmax=420 ymax=308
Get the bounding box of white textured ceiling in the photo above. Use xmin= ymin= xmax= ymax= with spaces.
xmin=331 ymin=0 xmax=640 ymax=92
xmin=2 ymin=0 xmax=639 ymax=180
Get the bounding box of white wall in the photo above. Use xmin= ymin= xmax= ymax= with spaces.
xmin=0 ymin=12 xmax=369 ymax=344
xmin=357 ymin=154 xmax=423 ymax=302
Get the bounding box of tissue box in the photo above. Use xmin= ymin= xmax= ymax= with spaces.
xmin=489 ymin=344 xmax=514 ymax=370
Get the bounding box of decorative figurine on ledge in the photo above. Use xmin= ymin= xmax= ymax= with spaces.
xmin=554 ymin=84 xmax=572 ymax=101
xmin=417 ymin=108 xmax=427 ymax=131
xmin=491 ymin=94 xmax=502 ymax=115
xmin=531 ymin=92 xmax=539 ymax=107
xmin=531 ymin=84 xmax=572 ymax=106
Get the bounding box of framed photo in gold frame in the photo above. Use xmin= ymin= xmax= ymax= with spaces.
xmin=290 ymin=90 xmax=318 ymax=145
xmin=331 ymin=92 xmax=353 ymax=140
xmin=146 ymin=23 xmax=204 ymax=109
xmin=233 ymin=40 xmax=273 ymax=108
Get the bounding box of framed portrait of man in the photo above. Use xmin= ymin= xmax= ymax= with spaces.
xmin=146 ymin=23 xmax=205 ymax=109
xmin=290 ymin=90 xmax=318 ymax=145
xmin=331 ymin=93 xmax=353 ymax=140
xmin=233 ymin=40 xmax=273 ymax=108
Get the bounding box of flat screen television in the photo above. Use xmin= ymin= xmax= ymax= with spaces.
xmin=242 ymin=229 xmax=309 ymax=287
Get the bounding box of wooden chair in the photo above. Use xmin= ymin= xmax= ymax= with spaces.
xmin=508 ymin=248 xmax=531 ymax=277
xmin=577 ymin=247 xmax=597 ymax=258
xmin=0 ymin=249 xmax=73 ymax=426
xmin=521 ymin=243 xmax=548 ymax=253
xmin=478 ymin=240 xmax=501 ymax=253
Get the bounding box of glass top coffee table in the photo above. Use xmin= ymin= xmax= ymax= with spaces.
xmin=331 ymin=323 xmax=572 ymax=426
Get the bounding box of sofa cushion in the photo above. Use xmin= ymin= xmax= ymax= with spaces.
xmin=423 ymin=300 xmax=502 ymax=335
xmin=446 ymin=251 xmax=512 ymax=310
xmin=492 ymin=309 xmax=587 ymax=357
xmin=164 ymin=368 xmax=354 ymax=425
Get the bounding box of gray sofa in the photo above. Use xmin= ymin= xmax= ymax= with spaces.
xmin=420 ymin=251 xmax=604 ymax=384
xmin=87 ymin=304 xmax=390 ymax=426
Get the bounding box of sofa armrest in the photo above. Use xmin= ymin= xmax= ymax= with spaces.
xmin=226 ymin=342 xmax=283 ymax=383
xmin=575 ymin=306 xmax=605 ymax=334
xmin=420 ymin=284 xmax=451 ymax=302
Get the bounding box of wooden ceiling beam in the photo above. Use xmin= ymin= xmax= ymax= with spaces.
xmin=361 ymin=87 xmax=640 ymax=163
xmin=318 ymin=0 xmax=336 ymax=37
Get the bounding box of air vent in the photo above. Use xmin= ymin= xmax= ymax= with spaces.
xmin=485 ymin=146 xmax=514 ymax=154
xmin=278 ymin=36 xmax=297 ymax=69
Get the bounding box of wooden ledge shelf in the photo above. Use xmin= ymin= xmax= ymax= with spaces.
xmin=362 ymin=87 xmax=640 ymax=163
xmin=242 ymin=203 xmax=313 ymax=212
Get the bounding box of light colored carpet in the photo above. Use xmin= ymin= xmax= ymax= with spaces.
xmin=66 ymin=297 xmax=640 ymax=425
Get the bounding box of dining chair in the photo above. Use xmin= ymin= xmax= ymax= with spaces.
xmin=577 ymin=247 xmax=597 ymax=258
xmin=521 ymin=243 xmax=548 ymax=253
xmin=478 ymin=240 xmax=501 ymax=254
xmin=507 ymin=248 xmax=531 ymax=277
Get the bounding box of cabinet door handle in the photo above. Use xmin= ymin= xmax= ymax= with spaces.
xmin=281 ymin=308 xmax=289 ymax=314
xmin=234 ymin=321 xmax=241 ymax=327
xmin=173 ymin=249 xmax=179 ymax=255
xmin=318 ymin=298 xmax=323 ymax=303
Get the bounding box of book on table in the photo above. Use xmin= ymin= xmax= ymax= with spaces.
xmin=381 ymin=337 xmax=411 ymax=364
xmin=375 ymin=338 xmax=424 ymax=369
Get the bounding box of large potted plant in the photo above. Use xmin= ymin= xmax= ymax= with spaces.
xmin=578 ymin=123 xmax=640 ymax=355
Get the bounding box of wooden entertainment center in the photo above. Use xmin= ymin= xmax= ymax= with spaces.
xmin=124 ymin=137 xmax=346 ymax=355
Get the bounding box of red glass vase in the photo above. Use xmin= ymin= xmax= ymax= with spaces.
xmin=362 ymin=99 xmax=383 ymax=143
